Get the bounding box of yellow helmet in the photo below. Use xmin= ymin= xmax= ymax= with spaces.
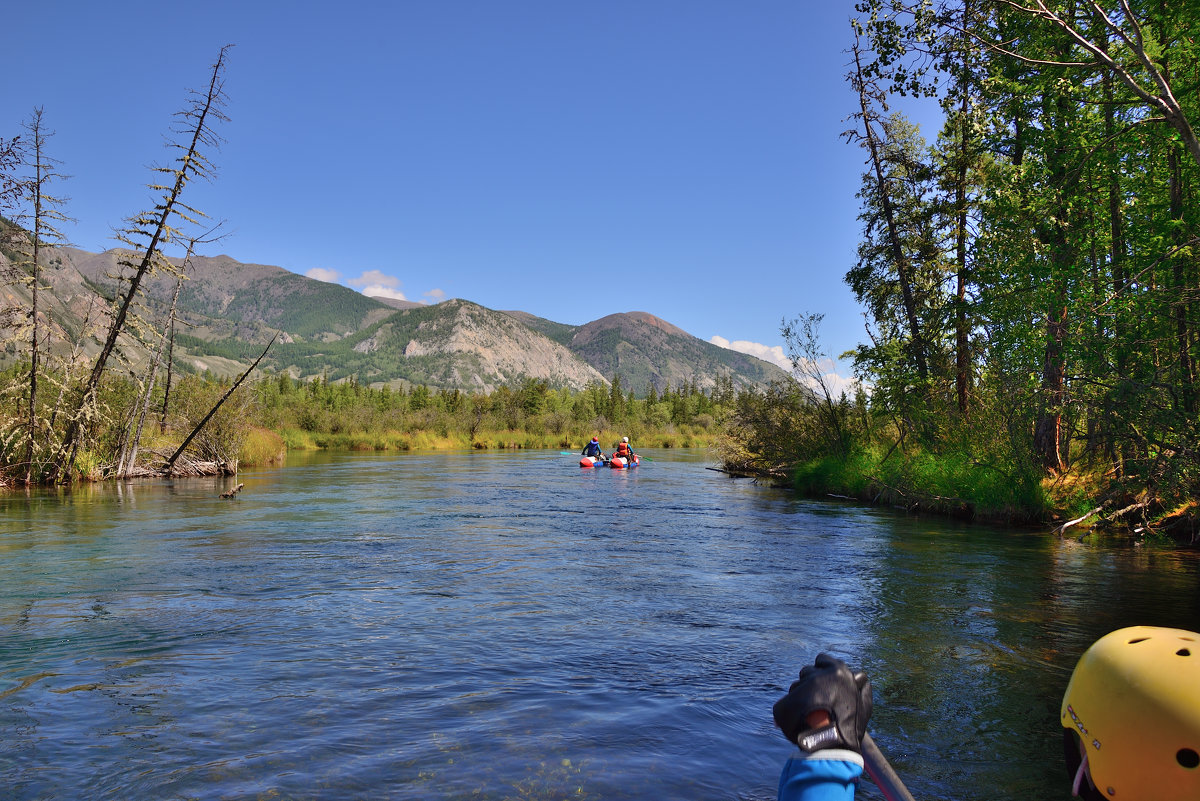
xmin=1061 ymin=626 xmax=1200 ymax=800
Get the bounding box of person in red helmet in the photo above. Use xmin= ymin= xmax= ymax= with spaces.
xmin=581 ymin=437 xmax=605 ymax=461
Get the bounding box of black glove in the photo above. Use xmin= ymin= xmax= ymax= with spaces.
xmin=773 ymin=653 xmax=872 ymax=754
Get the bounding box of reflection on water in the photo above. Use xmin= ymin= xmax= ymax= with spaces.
xmin=1 ymin=449 xmax=1197 ymax=800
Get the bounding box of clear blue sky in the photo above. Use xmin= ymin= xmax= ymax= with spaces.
xmin=6 ymin=1 xmax=941 ymax=387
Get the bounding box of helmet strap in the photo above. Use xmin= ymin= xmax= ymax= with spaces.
xmin=1071 ymin=751 xmax=1089 ymax=797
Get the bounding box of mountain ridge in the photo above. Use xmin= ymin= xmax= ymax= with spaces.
xmin=10 ymin=244 xmax=791 ymax=394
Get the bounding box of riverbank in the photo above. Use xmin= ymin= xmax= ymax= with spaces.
xmin=769 ymin=450 xmax=1198 ymax=545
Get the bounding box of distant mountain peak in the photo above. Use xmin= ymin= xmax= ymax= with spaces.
xmin=578 ymin=311 xmax=692 ymax=340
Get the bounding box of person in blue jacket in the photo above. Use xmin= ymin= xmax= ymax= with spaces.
xmin=582 ymin=437 xmax=605 ymax=460
xmin=772 ymin=654 xmax=872 ymax=801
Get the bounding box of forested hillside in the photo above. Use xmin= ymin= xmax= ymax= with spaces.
xmin=67 ymin=248 xmax=397 ymax=341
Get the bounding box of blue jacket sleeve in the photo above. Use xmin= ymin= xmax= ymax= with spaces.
xmin=777 ymin=749 xmax=863 ymax=801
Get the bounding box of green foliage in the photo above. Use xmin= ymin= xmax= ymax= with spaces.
xmin=718 ymin=4 xmax=1200 ymax=533
xmin=249 ymin=373 xmax=738 ymax=451
xmin=792 ymin=445 xmax=1046 ymax=522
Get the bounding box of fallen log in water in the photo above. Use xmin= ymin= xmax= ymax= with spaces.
xmin=116 ymin=453 xmax=238 ymax=478
xmin=117 ymin=461 xmax=235 ymax=478
xmin=220 ymin=483 xmax=244 ymax=498
xmin=160 ymin=458 xmax=237 ymax=478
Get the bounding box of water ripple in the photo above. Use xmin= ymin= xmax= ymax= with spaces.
xmin=1 ymin=450 xmax=1197 ymax=800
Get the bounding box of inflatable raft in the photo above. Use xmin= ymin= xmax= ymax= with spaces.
xmin=579 ymin=456 xmax=607 ymax=468
xmin=609 ymin=454 xmax=639 ymax=469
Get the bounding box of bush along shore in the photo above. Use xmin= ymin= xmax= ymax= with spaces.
xmin=715 ymin=374 xmax=1199 ymax=546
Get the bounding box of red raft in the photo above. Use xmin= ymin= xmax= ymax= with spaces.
xmin=608 ymin=454 xmax=640 ymax=469
xmin=579 ymin=456 xmax=607 ymax=468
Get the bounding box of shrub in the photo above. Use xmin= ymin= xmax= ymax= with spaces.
xmin=240 ymin=427 xmax=286 ymax=466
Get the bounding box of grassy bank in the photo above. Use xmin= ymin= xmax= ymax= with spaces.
xmin=781 ymin=446 xmax=1197 ymax=542
xmin=788 ymin=446 xmax=1048 ymax=524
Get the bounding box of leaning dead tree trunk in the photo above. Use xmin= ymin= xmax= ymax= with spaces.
xmin=58 ymin=46 xmax=230 ymax=481
xmin=157 ymin=228 xmax=221 ymax=435
xmin=114 ymin=277 xmax=184 ymax=478
xmin=161 ymin=333 xmax=276 ymax=476
xmin=160 ymin=292 xmax=180 ymax=435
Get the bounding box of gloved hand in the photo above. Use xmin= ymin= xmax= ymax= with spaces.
xmin=773 ymin=653 xmax=872 ymax=754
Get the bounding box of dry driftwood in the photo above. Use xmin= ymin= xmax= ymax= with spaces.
xmin=117 ymin=456 xmax=236 ymax=479
xmin=1052 ymin=500 xmax=1151 ymax=539
xmin=1052 ymin=506 xmax=1105 ymax=538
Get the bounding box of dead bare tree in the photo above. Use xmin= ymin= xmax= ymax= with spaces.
xmin=19 ymin=109 xmax=71 ymax=484
xmin=114 ymin=224 xmax=223 ymax=478
xmin=57 ymin=46 xmax=231 ymax=481
xmin=0 ymin=135 xmax=22 ymax=213
xmin=113 ymin=278 xmax=182 ymax=478
xmin=159 ymin=286 xmax=181 ymax=435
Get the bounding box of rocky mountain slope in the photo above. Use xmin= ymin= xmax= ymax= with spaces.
xmin=335 ymin=299 xmax=605 ymax=391
xmin=4 ymin=244 xmax=790 ymax=393
xmin=65 ymin=248 xmax=396 ymax=342
xmin=505 ymin=310 xmax=789 ymax=393
xmin=570 ymin=312 xmax=783 ymax=392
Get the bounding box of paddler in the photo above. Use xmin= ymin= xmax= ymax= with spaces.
xmin=582 ymin=437 xmax=605 ymax=462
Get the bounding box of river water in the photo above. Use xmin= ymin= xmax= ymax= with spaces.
xmin=1 ymin=449 xmax=1197 ymax=800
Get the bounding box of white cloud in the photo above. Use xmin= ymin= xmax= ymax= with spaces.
xmin=815 ymin=365 xmax=861 ymax=400
xmin=362 ymin=285 xmax=409 ymax=301
xmin=710 ymin=335 xmax=790 ymax=371
xmin=306 ymin=267 xmax=341 ymax=283
xmin=348 ymin=269 xmax=400 ymax=290
xmin=710 ymin=335 xmax=862 ymax=399
xmin=424 ymin=288 xmax=446 ymax=303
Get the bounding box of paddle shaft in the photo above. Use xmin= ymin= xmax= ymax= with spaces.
xmin=862 ymin=733 xmax=916 ymax=801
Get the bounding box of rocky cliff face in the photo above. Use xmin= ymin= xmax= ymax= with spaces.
xmin=391 ymin=300 xmax=606 ymax=391
xmin=571 ymin=311 xmax=788 ymax=392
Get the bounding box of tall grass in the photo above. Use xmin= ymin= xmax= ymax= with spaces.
xmin=239 ymin=427 xmax=287 ymax=466
xmin=792 ymin=445 xmax=1048 ymax=523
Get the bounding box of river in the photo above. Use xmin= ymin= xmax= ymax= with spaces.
xmin=1 ymin=449 xmax=1197 ymax=800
